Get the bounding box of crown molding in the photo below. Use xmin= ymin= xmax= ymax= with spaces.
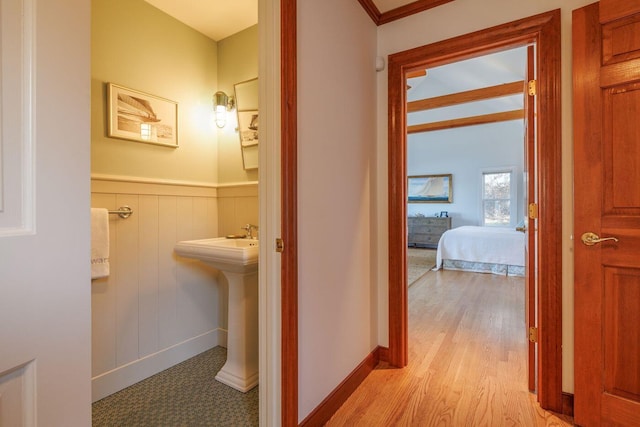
xmin=357 ymin=0 xmax=455 ymax=26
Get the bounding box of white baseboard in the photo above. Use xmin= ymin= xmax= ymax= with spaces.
xmin=92 ymin=329 xmax=227 ymax=402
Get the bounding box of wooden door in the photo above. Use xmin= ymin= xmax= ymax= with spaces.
xmin=523 ymin=44 xmax=537 ymax=393
xmin=573 ymin=1 xmax=640 ymax=425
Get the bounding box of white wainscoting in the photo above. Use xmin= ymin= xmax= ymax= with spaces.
xmin=217 ymin=182 xmax=259 ymax=237
xmin=91 ymin=178 xmax=223 ymax=402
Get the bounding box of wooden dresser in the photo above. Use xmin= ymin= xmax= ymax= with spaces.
xmin=407 ymin=216 xmax=451 ymax=248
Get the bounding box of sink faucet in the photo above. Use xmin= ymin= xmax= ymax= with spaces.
xmin=241 ymin=224 xmax=259 ymax=239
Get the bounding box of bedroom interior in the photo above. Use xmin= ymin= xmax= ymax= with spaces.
xmin=356 ymin=36 xmax=570 ymax=425
xmin=396 ymin=41 xmax=541 ymax=419
xmin=405 ymin=46 xmax=527 ymax=284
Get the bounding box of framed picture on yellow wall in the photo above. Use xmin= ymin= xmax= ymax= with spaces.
xmin=107 ymin=83 xmax=178 ymax=148
xmin=237 ymin=110 xmax=259 ymax=147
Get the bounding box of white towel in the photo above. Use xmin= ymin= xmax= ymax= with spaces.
xmin=91 ymin=208 xmax=110 ymax=279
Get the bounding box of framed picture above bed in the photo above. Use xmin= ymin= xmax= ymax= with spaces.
xmin=408 ymin=174 xmax=452 ymax=203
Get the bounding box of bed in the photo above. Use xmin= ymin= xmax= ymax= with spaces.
xmin=434 ymin=226 xmax=525 ymax=276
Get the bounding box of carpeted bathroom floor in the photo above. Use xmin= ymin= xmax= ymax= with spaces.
xmin=92 ymin=250 xmax=433 ymax=425
xmin=92 ymin=347 xmax=258 ymax=426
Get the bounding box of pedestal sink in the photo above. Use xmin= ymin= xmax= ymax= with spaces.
xmin=174 ymin=237 xmax=258 ymax=392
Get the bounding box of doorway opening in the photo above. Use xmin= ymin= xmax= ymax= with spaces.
xmin=387 ymin=10 xmax=563 ymax=412
xmin=404 ymin=44 xmax=532 ymax=393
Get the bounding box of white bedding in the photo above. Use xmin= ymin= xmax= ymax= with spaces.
xmin=435 ymin=226 xmax=525 ymax=272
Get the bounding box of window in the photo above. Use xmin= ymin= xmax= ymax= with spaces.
xmin=482 ymin=170 xmax=513 ymax=226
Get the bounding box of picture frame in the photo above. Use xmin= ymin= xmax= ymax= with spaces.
xmin=107 ymin=83 xmax=178 ymax=148
xmin=237 ymin=110 xmax=259 ymax=147
xmin=408 ymin=174 xmax=452 ymax=203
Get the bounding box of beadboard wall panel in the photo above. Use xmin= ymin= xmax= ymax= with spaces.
xmin=91 ymin=180 xmax=221 ymax=401
xmin=218 ymin=184 xmax=259 ymax=237
xmin=138 ymin=195 xmax=160 ymax=358
xmin=158 ymin=195 xmax=180 ymax=350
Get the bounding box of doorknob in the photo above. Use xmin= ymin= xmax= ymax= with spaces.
xmin=581 ymin=232 xmax=619 ymax=246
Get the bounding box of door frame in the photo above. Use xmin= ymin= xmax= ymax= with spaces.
xmin=386 ymin=10 xmax=563 ymax=411
xmin=281 ymin=0 xmax=298 ymax=425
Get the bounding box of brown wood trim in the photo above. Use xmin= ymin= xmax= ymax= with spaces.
xmin=388 ymin=53 xmax=409 ymax=368
xmin=356 ymin=0 xmax=381 ymax=25
xmin=572 ymin=4 xmax=603 ymax=424
xmin=377 ymin=346 xmax=390 ymax=363
xmin=387 ymin=9 xmax=563 ymax=413
xmin=408 ymin=81 xmax=524 ymax=112
xmin=407 ymin=109 xmax=524 ymax=133
xmin=599 ymin=0 xmax=640 ymax=24
xmin=534 ymin=10 xmax=563 ymax=413
xmin=281 ymin=0 xmax=298 ymax=425
xmin=299 ymin=347 xmax=382 ymax=426
xmin=562 ymin=392 xmax=575 ymax=417
xmin=600 ymin=58 xmax=640 ymax=88
xmin=379 ymin=0 xmax=455 ymax=25
xmin=356 ymin=0 xmax=455 ymax=26
xmin=406 ymin=69 xmax=427 ymax=79
xmin=525 ymin=44 xmax=536 ymax=393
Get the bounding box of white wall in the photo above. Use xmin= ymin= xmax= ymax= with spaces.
xmin=407 ymin=121 xmax=525 ymax=227
xmin=375 ymin=0 xmax=595 ymax=394
xmin=297 ymin=0 xmax=377 ymax=421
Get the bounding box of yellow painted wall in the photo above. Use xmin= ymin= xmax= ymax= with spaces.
xmin=91 ymin=0 xmax=219 ymax=184
xmin=217 ymin=25 xmax=259 ymax=184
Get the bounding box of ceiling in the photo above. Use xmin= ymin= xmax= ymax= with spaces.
xmin=407 ymin=47 xmax=527 ymax=126
xmin=144 ymin=0 xmax=258 ymax=41
xmin=144 ymin=0 xmax=441 ymax=41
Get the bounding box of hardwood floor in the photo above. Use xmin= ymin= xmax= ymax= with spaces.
xmin=327 ymin=270 xmax=573 ymax=426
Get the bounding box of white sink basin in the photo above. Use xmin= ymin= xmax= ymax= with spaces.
xmin=174 ymin=237 xmax=258 ymax=273
xmin=174 ymin=236 xmax=260 ymax=392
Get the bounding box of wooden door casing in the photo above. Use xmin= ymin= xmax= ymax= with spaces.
xmin=524 ymin=44 xmax=537 ymax=393
xmin=388 ymin=9 xmax=563 ymax=412
xmin=573 ymin=2 xmax=640 ymax=425
xmin=281 ymin=0 xmax=299 ymax=425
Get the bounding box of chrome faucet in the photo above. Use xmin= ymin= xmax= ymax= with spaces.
xmin=241 ymin=224 xmax=259 ymax=239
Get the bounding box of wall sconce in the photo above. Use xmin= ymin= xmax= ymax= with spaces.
xmin=213 ymin=91 xmax=235 ymax=128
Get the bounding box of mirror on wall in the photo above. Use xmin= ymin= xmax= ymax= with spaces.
xmin=234 ymin=78 xmax=258 ymax=170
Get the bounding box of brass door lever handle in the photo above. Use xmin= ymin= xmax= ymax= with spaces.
xmin=581 ymin=232 xmax=619 ymax=246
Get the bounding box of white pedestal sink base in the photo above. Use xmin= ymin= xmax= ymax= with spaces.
xmin=215 ymin=368 xmax=259 ymax=393
xmin=215 ymin=270 xmax=258 ymax=393
xmin=173 ymin=238 xmax=259 ymax=393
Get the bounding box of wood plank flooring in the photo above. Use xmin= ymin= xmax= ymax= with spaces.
xmin=327 ymin=270 xmax=573 ymax=426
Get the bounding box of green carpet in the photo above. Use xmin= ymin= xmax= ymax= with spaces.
xmin=92 ymin=347 xmax=258 ymax=426
xmin=407 ymin=248 xmax=437 ymax=286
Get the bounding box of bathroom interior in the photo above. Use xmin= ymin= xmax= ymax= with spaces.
xmin=90 ymin=0 xmax=260 ymax=420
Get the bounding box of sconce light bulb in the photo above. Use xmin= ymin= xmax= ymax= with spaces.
xmin=214 ymin=91 xmax=232 ymax=128
xmin=215 ymin=110 xmax=226 ymax=128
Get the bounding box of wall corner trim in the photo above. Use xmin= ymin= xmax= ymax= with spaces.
xmin=216 ymin=181 xmax=259 ymax=188
xmin=90 ymin=173 xmax=218 ymax=188
xmin=299 ymin=346 xmax=385 ymax=426
xmin=91 ymin=329 xmax=222 ymax=402
xmin=562 ymin=392 xmax=574 ymax=417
